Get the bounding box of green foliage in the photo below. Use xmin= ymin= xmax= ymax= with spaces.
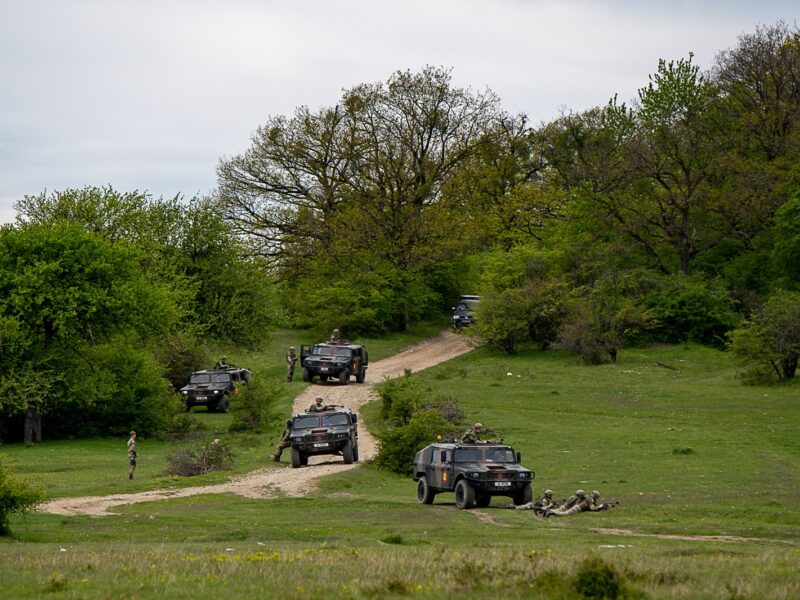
xmin=573 ymin=556 xmax=623 ymax=599
xmin=0 ymin=457 xmax=45 ymax=534
xmin=373 ymin=409 xmax=451 ymax=475
xmin=376 ymin=370 xmax=425 ymax=426
xmin=729 ymin=289 xmax=800 ymax=382
xmin=640 ymin=275 xmax=738 ymax=346
xmin=228 ymin=377 xmax=282 ymax=433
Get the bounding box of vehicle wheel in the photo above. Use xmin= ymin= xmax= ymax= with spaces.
xmin=353 ymin=442 xmax=359 ymax=462
xmin=339 ymin=368 xmax=350 ymax=385
xmin=417 ymin=476 xmax=436 ymax=505
xmin=217 ymin=396 xmax=230 ymax=413
xmin=291 ymin=447 xmax=303 ymax=468
xmin=184 ymin=402 xmax=192 ymax=412
xmin=455 ymin=479 xmax=476 ymax=509
xmin=356 ymin=368 xmax=366 ymax=384
xmin=342 ymin=439 xmax=354 ymax=464
xmin=475 ymin=494 xmax=491 ymax=508
xmin=513 ymin=483 xmax=533 ymax=505
xmin=302 ymin=367 xmax=311 ymax=382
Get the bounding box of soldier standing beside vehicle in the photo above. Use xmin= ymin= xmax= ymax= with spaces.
xmin=127 ymin=431 xmax=138 ymax=480
xmin=271 ymin=419 xmax=293 ymax=462
xmin=286 ymin=346 xmax=297 ymax=382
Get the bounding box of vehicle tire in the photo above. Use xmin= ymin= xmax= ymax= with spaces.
xmin=513 ymin=483 xmax=533 ymax=505
xmin=339 ymin=368 xmax=350 ymax=385
xmin=342 ymin=439 xmax=354 ymax=464
xmin=417 ymin=476 xmax=436 ymax=505
xmin=291 ymin=447 xmax=303 ymax=468
xmin=184 ymin=402 xmax=192 ymax=412
xmin=356 ymin=368 xmax=366 ymax=384
xmin=353 ymin=441 xmax=359 ymax=462
xmin=217 ymin=396 xmax=229 ymax=413
xmin=455 ymin=479 xmax=476 ymax=509
xmin=475 ymin=494 xmax=491 ymax=508
xmin=302 ymin=367 xmax=311 ymax=382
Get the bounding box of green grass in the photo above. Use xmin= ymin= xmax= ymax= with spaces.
xmin=1 ymin=339 xmax=799 ymax=598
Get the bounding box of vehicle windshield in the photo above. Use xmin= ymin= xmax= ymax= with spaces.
xmin=211 ymin=373 xmax=231 ymax=383
xmin=322 ymin=413 xmax=349 ymax=426
xmin=189 ymin=373 xmax=211 ymax=384
xmin=454 ymin=447 xmax=515 ymax=463
xmin=312 ymin=345 xmax=351 ymax=358
xmin=293 ymin=416 xmax=321 ymax=429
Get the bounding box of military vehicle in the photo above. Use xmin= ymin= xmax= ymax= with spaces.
xmin=451 ymin=294 xmax=479 ymax=329
xmin=300 ymin=343 xmax=368 ymax=384
xmin=179 ymin=367 xmax=252 ymax=412
xmin=412 ymin=441 xmax=533 ymax=509
xmin=287 ymin=407 xmax=359 ymax=468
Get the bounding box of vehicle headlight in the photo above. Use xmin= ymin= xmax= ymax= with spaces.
xmin=213 ymin=390 xmax=220 ymax=394
xmin=469 ymin=472 xmax=480 ymax=479
xmin=291 ymin=437 xmax=302 ymax=442
xmin=520 ymin=472 xmax=530 ymax=479
xmin=181 ymin=390 xmax=188 ymax=395
xmin=335 ymin=433 xmax=349 ymax=439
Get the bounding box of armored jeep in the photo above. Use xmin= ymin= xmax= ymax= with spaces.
xmin=451 ymin=295 xmax=479 ymax=329
xmin=412 ymin=442 xmax=534 ymax=509
xmin=179 ymin=367 xmax=253 ymax=413
xmin=300 ymin=343 xmax=368 ymax=384
xmin=287 ymin=407 xmax=359 ymax=468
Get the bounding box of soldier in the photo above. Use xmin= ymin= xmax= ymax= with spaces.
xmin=461 ymin=422 xmax=498 ymax=443
xmin=329 ymin=328 xmax=342 ymax=343
xmin=286 ymin=346 xmax=297 ymax=382
xmin=545 ymin=490 xmax=612 ymax=517
xmin=307 ymin=396 xmax=329 ymax=412
xmin=505 ymin=489 xmax=556 ymax=512
xmin=215 ymin=355 xmax=229 ymax=369
xmin=271 ymin=419 xmax=292 ymax=462
xmin=127 ymin=430 xmax=138 ymax=480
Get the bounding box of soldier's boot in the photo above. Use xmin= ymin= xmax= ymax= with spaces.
xmin=129 ymin=470 xmax=134 ymax=480
xmin=271 ymin=453 xmax=280 ymax=462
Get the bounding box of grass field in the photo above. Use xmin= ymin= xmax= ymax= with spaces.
xmin=1 ymin=334 xmax=799 ymax=599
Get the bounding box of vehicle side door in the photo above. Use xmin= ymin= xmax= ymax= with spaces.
xmin=429 ymin=447 xmax=454 ymax=491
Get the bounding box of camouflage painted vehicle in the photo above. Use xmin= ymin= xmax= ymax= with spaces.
xmin=287 ymin=407 xmax=359 ymax=468
xmin=300 ymin=343 xmax=368 ymax=384
xmin=412 ymin=442 xmax=534 ymax=509
xmin=179 ymin=367 xmax=252 ymax=413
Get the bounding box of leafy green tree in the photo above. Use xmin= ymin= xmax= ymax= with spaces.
xmin=729 ymin=290 xmax=800 ymax=382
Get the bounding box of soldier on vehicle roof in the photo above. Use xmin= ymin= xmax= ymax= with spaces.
xmin=215 ymin=355 xmax=229 ymax=369
xmin=329 ymin=328 xmax=342 ymax=343
xmin=307 ymin=396 xmax=329 ymax=412
xmin=461 ymin=422 xmax=498 ymax=443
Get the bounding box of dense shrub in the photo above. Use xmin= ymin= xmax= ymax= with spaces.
xmin=0 ymin=457 xmax=45 ymax=534
xmin=574 ymin=556 xmax=622 ymax=599
xmin=373 ymin=409 xmax=451 ymax=475
xmin=376 ymin=370 xmax=425 ymax=426
xmin=228 ymin=377 xmax=282 ymax=433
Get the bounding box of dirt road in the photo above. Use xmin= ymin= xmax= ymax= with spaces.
xmin=41 ymin=331 xmax=473 ymax=517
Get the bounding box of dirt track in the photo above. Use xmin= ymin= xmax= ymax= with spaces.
xmin=41 ymin=331 xmax=473 ymax=517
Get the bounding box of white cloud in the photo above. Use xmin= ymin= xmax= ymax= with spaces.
xmin=0 ymin=0 xmax=796 ymax=222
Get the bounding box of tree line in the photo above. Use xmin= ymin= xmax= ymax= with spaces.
xmin=1 ymin=21 xmax=797 ymax=442
xmin=217 ymin=21 xmax=800 ymax=381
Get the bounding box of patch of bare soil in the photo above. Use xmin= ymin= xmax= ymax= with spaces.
xmin=41 ymin=331 xmax=473 ymax=517
xmin=590 ymin=527 xmax=798 ymax=545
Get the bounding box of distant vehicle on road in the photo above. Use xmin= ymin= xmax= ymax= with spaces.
xmin=452 ymin=295 xmax=480 ymax=329
xmin=179 ymin=367 xmax=252 ymax=413
xmin=300 ymin=343 xmax=368 ymax=384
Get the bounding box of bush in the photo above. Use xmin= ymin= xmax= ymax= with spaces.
xmin=162 ymin=413 xmax=209 ymax=442
xmin=164 ymin=438 xmax=234 ymax=476
xmin=0 ymin=456 xmax=45 ymax=534
xmin=373 ymin=409 xmax=451 ymax=475
xmin=376 ymin=370 xmax=426 ymax=426
xmin=229 ymin=377 xmax=282 ymax=433
xmin=574 ymin=556 xmax=622 ymax=599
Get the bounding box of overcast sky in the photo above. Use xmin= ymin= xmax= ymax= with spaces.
xmin=0 ymin=1 xmax=795 ymax=224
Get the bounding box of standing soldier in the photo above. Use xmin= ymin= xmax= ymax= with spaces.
xmin=127 ymin=431 xmax=138 ymax=480
xmin=286 ymin=346 xmax=297 ymax=382
xmin=271 ymin=419 xmax=293 ymax=462
xmin=329 ymin=329 xmax=342 ymax=343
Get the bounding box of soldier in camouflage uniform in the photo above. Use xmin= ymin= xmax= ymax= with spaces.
xmin=307 ymin=396 xmax=329 ymax=412
xmin=286 ymin=346 xmax=297 ymax=382
xmin=461 ymin=422 xmax=485 ymax=443
xmin=127 ymin=430 xmax=138 ymax=480
xmin=329 ymin=329 xmax=342 ymax=343
xmin=505 ymin=489 xmax=556 ymax=512
xmin=545 ymin=490 xmax=612 ymax=517
xmin=271 ymin=419 xmax=293 ymax=462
